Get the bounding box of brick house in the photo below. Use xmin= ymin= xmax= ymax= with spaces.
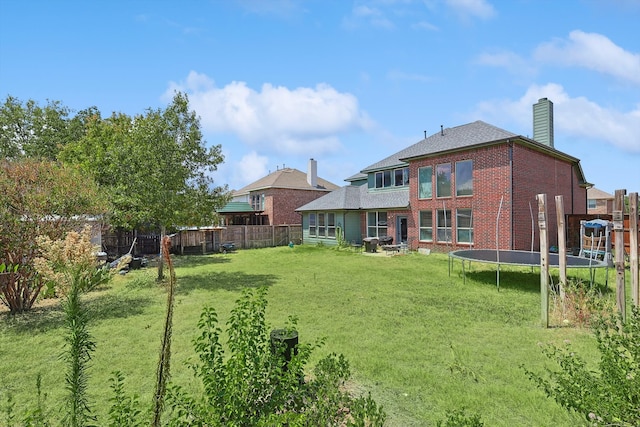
xmin=297 ymin=100 xmax=590 ymax=251
xmin=587 ymin=187 xmax=614 ymax=215
xmin=218 ymin=159 xmax=339 ymax=225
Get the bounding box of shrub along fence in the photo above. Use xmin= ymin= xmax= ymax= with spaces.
xmin=102 ymin=225 xmax=303 ymax=257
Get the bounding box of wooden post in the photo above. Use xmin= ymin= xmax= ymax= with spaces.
xmin=555 ymin=195 xmax=567 ymax=303
xmin=537 ymin=194 xmax=549 ymax=328
xmin=630 ymin=192 xmax=638 ymax=307
xmin=614 ymin=189 xmax=627 ymax=320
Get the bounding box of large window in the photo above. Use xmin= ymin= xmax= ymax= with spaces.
xmin=309 ymin=212 xmax=337 ymax=239
xmin=418 ymin=166 xmax=432 ymax=199
xmin=436 ymin=209 xmax=452 ymax=242
xmin=436 ymin=163 xmax=452 ymax=197
xmin=251 ymin=193 xmax=264 ymax=210
xmin=375 ymin=167 xmax=409 ymax=189
xmin=367 ymin=211 xmax=388 ymax=237
xmin=588 ymin=199 xmax=596 ymax=209
xmin=375 ymin=171 xmax=392 ymax=188
xmin=455 ymin=160 xmax=473 ymax=196
xmin=419 ymin=210 xmax=433 ymax=242
xmin=309 ymin=213 xmax=316 ymax=237
xmin=456 ymin=209 xmax=473 ymax=244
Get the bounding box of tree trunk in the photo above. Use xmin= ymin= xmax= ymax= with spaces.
xmin=157 ymin=225 xmax=166 ymax=282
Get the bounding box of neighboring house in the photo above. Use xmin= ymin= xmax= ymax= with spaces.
xmin=218 ymin=159 xmax=340 ymax=225
xmin=587 ymin=187 xmax=614 ymax=215
xmin=297 ymin=99 xmax=590 ymax=251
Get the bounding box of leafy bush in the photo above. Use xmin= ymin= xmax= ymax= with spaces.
xmin=525 ymin=306 xmax=640 ymax=426
xmin=166 ymin=287 xmax=386 ymax=426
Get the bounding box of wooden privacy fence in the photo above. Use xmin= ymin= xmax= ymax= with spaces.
xmin=103 ymin=225 xmax=302 ymax=256
xmin=170 ymin=225 xmax=303 ymax=255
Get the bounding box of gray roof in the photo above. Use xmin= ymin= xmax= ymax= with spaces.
xmin=361 ymin=121 xmax=517 ymax=172
xmin=296 ymin=184 xmax=409 ymax=211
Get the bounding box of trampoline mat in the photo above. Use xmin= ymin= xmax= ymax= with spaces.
xmin=449 ymin=249 xmax=609 ymax=268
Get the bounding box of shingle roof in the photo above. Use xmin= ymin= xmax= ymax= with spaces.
xmin=234 ymin=167 xmax=339 ymax=196
xmin=361 ymin=121 xmax=517 ymax=172
xmin=587 ymin=187 xmax=614 ymax=200
xmin=296 ymin=184 xmax=409 ymax=211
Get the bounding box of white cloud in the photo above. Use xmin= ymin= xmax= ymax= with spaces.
xmin=347 ymin=4 xmax=395 ymax=29
xmin=164 ymin=71 xmax=374 ymax=155
xmin=234 ymin=151 xmax=269 ymax=187
xmin=474 ymin=50 xmax=537 ymax=76
xmin=473 ymin=83 xmax=640 ymax=153
xmin=534 ymin=30 xmax=640 ymax=85
xmin=445 ymin=0 xmax=496 ymax=20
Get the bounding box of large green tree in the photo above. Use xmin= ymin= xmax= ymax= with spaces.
xmin=0 ymin=95 xmax=78 ymax=160
xmin=62 ymin=92 xmax=228 ymax=230
xmin=61 ymin=92 xmax=229 ymax=278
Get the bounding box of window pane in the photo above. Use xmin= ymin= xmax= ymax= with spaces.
xmin=403 ymin=167 xmax=410 ymax=185
xmin=375 ymin=172 xmax=383 ymax=188
xmin=418 ymin=166 xmax=432 ymax=199
xmin=309 ymin=213 xmax=316 ymax=226
xmin=419 ymin=210 xmax=433 ymax=242
xmin=395 ymin=169 xmax=404 ymax=186
xmin=456 ymin=209 xmax=472 ymax=228
xmin=436 ymin=164 xmax=451 ymax=197
xmin=456 ymin=160 xmax=473 ymax=196
xmin=436 ymin=209 xmax=452 ymax=242
xmin=383 ymin=170 xmax=392 ymax=187
xmin=327 ymin=213 xmax=335 ymax=226
xmin=378 ymin=212 xmax=387 ymax=226
xmin=457 ymin=229 xmax=473 ymax=243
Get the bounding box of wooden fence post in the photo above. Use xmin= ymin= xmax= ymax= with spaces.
xmin=555 ymin=195 xmax=566 ymax=304
xmin=630 ymin=192 xmax=638 ymax=307
xmin=537 ymin=194 xmax=549 ymax=328
xmin=614 ymin=189 xmax=627 ymax=320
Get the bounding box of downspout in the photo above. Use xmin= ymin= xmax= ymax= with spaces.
xmin=509 ymin=140 xmax=514 ymax=250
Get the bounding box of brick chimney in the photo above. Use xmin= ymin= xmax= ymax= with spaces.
xmin=307 ymin=158 xmax=318 ymax=188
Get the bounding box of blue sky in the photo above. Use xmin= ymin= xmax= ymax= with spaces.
xmin=1 ymin=0 xmax=639 ymax=195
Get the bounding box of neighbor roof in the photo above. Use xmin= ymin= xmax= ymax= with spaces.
xmin=296 ymin=184 xmax=409 ymax=211
xmin=217 ymin=201 xmax=257 ymax=214
xmin=587 ymin=187 xmax=614 ymax=200
xmin=234 ymin=167 xmax=339 ymax=196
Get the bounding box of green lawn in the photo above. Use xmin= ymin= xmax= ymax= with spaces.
xmin=1 ymin=245 xmax=624 ymax=426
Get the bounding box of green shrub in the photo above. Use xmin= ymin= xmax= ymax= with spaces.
xmin=525 ymin=306 xmax=640 ymax=426
xmin=166 ymin=287 xmax=386 ymax=426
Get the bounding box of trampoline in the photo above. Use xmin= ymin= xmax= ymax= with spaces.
xmin=448 ymin=249 xmax=611 ymax=288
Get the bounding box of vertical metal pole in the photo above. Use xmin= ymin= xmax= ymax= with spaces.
xmin=537 ymin=194 xmax=549 ymax=328
xmin=496 ymin=195 xmax=504 ymax=291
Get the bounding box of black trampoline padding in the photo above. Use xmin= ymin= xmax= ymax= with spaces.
xmin=449 ymin=249 xmax=609 ymax=268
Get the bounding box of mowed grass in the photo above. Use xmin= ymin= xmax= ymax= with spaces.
xmin=1 ymin=245 xmax=621 ymax=426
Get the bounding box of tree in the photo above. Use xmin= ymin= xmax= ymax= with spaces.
xmin=0 ymin=95 xmax=76 ymax=160
xmin=61 ymin=92 xmax=229 ymax=279
xmin=0 ymin=159 xmax=107 ymax=313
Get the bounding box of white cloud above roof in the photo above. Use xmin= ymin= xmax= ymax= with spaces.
xmin=164 ymin=71 xmax=374 ymax=156
xmin=534 ymin=30 xmax=640 ymax=85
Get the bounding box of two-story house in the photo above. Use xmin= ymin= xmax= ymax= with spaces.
xmin=219 ymin=158 xmax=339 ymax=225
xmin=297 ymin=99 xmax=590 ymax=251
